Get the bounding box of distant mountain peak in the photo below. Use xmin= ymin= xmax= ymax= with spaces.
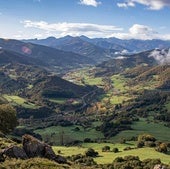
xmin=46 ymin=36 xmax=57 ymax=40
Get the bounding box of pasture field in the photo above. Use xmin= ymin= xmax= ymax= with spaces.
xmin=110 ymin=118 xmax=170 ymax=142
xmin=35 ymin=125 xmax=104 ymax=145
xmin=53 ymin=142 xmax=170 ymax=165
xmin=2 ymin=94 xmax=37 ymax=109
xmin=49 ymin=98 xmax=67 ymax=104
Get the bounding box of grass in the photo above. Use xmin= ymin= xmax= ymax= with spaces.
xmin=109 ymin=95 xmax=129 ymax=104
xmin=34 ymin=125 xmax=104 ymax=145
xmin=84 ymin=77 xmax=103 ymax=86
xmin=53 ymin=142 xmax=170 ymax=165
xmin=111 ymin=75 xmax=128 ymax=92
xmin=27 ymin=84 xmax=33 ymax=89
xmin=3 ymin=94 xmax=37 ymax=109
xmin=63 ymin=68 xmax=104 ymax=86
xmin=49 ymin=98 xmax=67 ymax=104
xmin=0 ymin=158 xmax=68 ymax=169
xmin=110 ymin=118 xmax=170 ymax=142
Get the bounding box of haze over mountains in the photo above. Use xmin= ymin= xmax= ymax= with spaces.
xmin=0 ymin=38 xmax=94 ymax=72
xmin=0 ymin=36 xmax=169 ymax=76
xmin=24 ymin=35 xmax=170 ymax=53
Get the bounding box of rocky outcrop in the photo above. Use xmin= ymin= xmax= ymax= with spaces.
xmin=44 ymin=146 xmax=67 ymax=164
xmin=153 ymin=164 xmax=167 ymax=169
xmin=1 ymin=146 xmax=28 ymax=159
xmin=0 ymin=134 xmax=67 ymax=164
xmin=22 ymin=134 xmax=45 ymax=158
xmin=22 ymin=134 xmax=67 ymax=164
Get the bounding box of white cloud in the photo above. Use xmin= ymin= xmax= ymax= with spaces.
xmin=117 ymin=1 xmax=135 ymax=8
xmin=149 ymin=48 xmax=170 ymax=64
xmin=110 ymin=24 xmax=170 ymax=40
xmin=117 ymin=0 xmax=170 ymax=10
xmin=79 ymin=0 xmax=101 ymax=7
xmin=22 ymin=20 xmax=123 ymax=38
xmin=11 ymin=21 xmax=170 ymax=40
xmin=129 ymin=24 xmax=157 ymax=35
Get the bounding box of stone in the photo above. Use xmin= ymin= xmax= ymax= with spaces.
xmin=22 ymin=134 xmax=45 ymax=158
xmin=153 ymin=164 xmax=167 ymax=169
xmin=44 ymin=146 xmax=67 ymax=164
xmin=22 ymin=134 xmax=67 ymax=164
xmin=2 ymin=146 xmax=28 ymax=159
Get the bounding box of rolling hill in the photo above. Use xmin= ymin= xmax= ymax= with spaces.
xmin=24 ymin=35 xmax=170 ymax=53
xmin=95 ymin=48 xmax=170 ymax=76
xmin=23 ymin=36 xmax=118 ymax=63
xmin=81 ymin=36 xmax=170 ymax=52
xmin=0 ymin=38 xmax=94 ymax=72
xmin=0 ymin=49 xmax=44 ymax=66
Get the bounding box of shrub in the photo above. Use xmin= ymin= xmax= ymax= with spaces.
xmin=137 ymin=141 xmax=144 ymax=148
xmin=144 ymin=141 xmax=156 ymax=147
xmin=124 ymin=147 xmax=133 ymax=151
xmin=112 ymin=147 xmax=119 ymax=153
xmin=84 ymin=138 xmax=92 ymax=143
xmin=85 ymin=148 xmax=98 ymax=157
xmin=0 ymin=104 xmax=18 ymax=134
xmin=138 ymin=134 xmax=156 ymax=142
xmin=120 ymin=138 xmax=126 ymax=144
xmin=70 ymin=154 xmax=97 ymax=166
xmin=102 ymin=146 xmax=110 ymax=152
xmin=155 ymin=143 xmax=168 ymax=153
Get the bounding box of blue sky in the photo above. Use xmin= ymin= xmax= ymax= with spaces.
xmin=0 ymin=0 xmax=170 ymax=40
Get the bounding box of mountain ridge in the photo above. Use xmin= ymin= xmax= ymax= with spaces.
xmin=0 ymin=38 xmax=95 ymax=72
xmin=23 ymin=35 xmax=170 ymax=53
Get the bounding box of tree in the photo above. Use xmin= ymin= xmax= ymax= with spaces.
xmin=155 ymin=143 xmax=167 ymax=154
xmin=0 ymin=104 xmax=18 ymax=134
xmin=112 ymin=147 xmax=119 ymax=153
xmin=85 ymin=148 xmax=98 ymax=157
xmin=102 ymin=146 xmax=110 ymax=152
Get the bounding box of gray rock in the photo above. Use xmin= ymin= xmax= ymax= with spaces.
xmin=22 ymin=134 xmax=45 ymax=158
xmin=44 ymin=146 xmax=67 ymax=164
xmin=153 ymin=164 xmax=167 ymax=169
xmin=2 ymin=146 xmax=28 ymax=159
xmin=22 ymin=134 xmax=67 ymax=164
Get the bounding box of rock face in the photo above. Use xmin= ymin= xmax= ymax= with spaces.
xmin=0 ymin=134 xmax=67 ymax=164
xmin=22 ymin=134 xmax=67 ymax=164
xmin=153 ymin=164 xmax=167 ymax=169
xmin=2 ymin=146 xmax=28 ymax=159
xmin=22 ymin=134 xmax=45 ymax=158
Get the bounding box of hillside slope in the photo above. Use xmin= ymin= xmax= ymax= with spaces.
xmin=23 ymin=36 xmax=117 ymax=63
xmin=0 ymin=38 xmax=94 ymax=72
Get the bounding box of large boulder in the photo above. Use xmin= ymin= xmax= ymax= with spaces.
xmin=1 ymin=146 xmax=28 ymax=159
xmin=153 ymin=164 xmax=167 ymax=169
xmin=44 ymin=146 xmax=67 ymax=164
xmin=22 ymin=134 xmax=45 ymax=158
xmin=22 ymin=134 xmax=67 ymax=164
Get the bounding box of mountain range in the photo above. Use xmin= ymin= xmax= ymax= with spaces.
xmin=23 ymin=36 xmax=117 ymax=63
xmin=95 ymin=48 xmax=170 ymax=76
xmin=0 ymin=38 xmax=94 ymax=73
xmin=24 ymin=35 xmax=170 ymax=53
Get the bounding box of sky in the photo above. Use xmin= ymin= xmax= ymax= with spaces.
xmin=0 ymin=0 xmax=170 ymax=40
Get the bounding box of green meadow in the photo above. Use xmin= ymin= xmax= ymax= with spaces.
xmin=110 ymin=118 xmax=170 ymax=142
xmin=53 ymin=142 xmax=170 ymax=165
xmin=3 ymin=94 xmax=37 ymax=109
